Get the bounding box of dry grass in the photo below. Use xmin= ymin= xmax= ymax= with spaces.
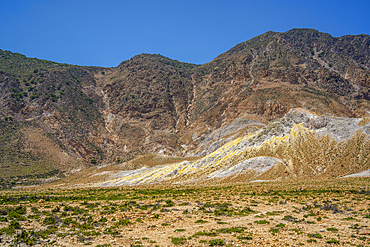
xmin=1 ymin=177 xmax=370 ymax=246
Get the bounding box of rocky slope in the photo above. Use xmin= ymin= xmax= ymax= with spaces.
xmin=94 ymin=108 xmax=370 ymax=187
xmin=1 ymin=28 xmax=370 ymax=188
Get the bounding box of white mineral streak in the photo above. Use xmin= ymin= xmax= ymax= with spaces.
xmin=208 ymin=156 xmax=283 ymax=179
xmin=342 ymin=169 xmax=370 ymax=178
xmin=193 ymin=118 xmax=266 ymax=156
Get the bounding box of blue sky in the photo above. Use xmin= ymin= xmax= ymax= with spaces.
xmin=1 ymin=0 xmax=369 ymax=67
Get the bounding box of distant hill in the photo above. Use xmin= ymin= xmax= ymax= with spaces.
xmin=0 ymin=28 xmax=370 ymax=188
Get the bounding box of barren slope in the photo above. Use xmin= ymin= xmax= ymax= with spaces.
xmin=53 ymin=109 xmax=370 ymax=188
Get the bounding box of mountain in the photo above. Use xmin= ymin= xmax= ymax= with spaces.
xmin=0 ymin=28 xmax=370 ymax=188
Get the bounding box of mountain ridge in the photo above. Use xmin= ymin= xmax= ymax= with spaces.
xmin=1 ymin=28 xmax=370 ymax=188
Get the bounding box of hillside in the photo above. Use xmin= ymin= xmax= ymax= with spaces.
xmin=58 ymin=108 xmax=369 ymax=187
xmin=1 ymin=28 xmax=370 ymax=188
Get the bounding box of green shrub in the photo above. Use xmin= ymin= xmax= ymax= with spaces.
xmin=237 ymin=235 xmax=252 ymax=240
xmin=269 ymin=228 xmax=280 ymax=235
xmin=170 ymin=237 xmax=186 ymax=245
xmin=276 ymin=223 xmax=285 ymax=228
xmin=307 ymin=233 xmax=322 ymax=239
xmin=8 ymin=211 xmax=26 ymax=221
xmin=153 ymin=214 xmax=159 ymax=219
xmin=174 ymin=229 xmax=185 ymax=232
xmin=216 ymin=227 xmax=245 ymax=233
xmin=254 ymin=220 xmax=270 ymax=224
xmin=195 ymin=219 xmax=208 ymax=223
xmin=282 ymin=215 xmax=296 ymax=221
xmin=43 ymin=216 xmax=56 ymax=225
xmin=327 ymin=227 xmax=338 ymax=232
xmin=192 ymin=231 xmax=218 ymax=238
xmin=326 ymin=238 xmax=340 ymax=244
xmin=342 ymin=217 xmax=357 ymax=221
xmin=5 ymin=220 xmax=21 ymax=235
xmin=209 ymin=239 xmax=224 ymax=246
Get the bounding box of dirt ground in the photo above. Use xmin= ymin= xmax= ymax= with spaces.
xmin=0 ymin=178 xmax=370 ymax=246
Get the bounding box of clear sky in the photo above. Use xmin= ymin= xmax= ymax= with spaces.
xmin=1 ymin=0 xmax=369 ymax=67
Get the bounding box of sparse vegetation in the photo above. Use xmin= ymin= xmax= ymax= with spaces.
xmin=0 ymin=177 xmax=369 ymax=245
